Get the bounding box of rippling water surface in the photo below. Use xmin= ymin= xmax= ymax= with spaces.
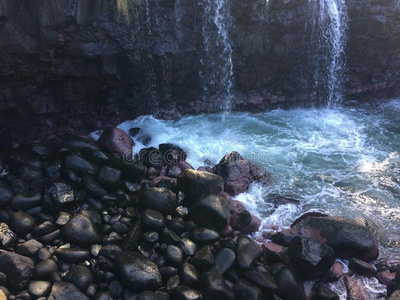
xmin=97 ymin=100 xmax=400 ymax=299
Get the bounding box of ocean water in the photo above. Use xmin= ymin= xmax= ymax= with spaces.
xmin=92 ymin=99 xmax=400 ymax=299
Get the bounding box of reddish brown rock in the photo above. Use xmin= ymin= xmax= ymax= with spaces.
xmin=344 ymin=276 xmax=369 ymax=300
xmin=98 ymin=127 xmax=134 ymax=160
xmin=263 ymin=242 xmax=290 ymax=264
xmin=228 ymin=200 xmax=252 ymax=229
xmin=272 ymin=213 xmax=379 ymax=262
xmin=323 ymin=261 xmax=344 ymax=282
xmin=215 ymin=151 xmax=273 ymax=196
xmin=239 ymin=215 xmax=261 ymax=234
xmin=349 ymin=258 xmax=376 ymax=278
xmin=376 ymin=271 xmax=395 ymax=285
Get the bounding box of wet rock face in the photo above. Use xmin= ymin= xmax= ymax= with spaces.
xmin=273 ymin=214 xmax=379 ymax=262
xmin=1 ymin=0 xmax=400 ymax=140
xmin=215 ymin=152 xmax=272 ymax=196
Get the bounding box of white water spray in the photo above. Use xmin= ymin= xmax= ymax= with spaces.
xmin=200 ymin=0 xmax=234 ymax=111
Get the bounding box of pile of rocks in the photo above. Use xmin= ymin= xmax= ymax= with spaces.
xmin=0 ymin=127 xmax=391 ymax=300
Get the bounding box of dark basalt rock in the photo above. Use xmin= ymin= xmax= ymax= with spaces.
xmin=62 ymin=214 xmax=102 ymax=247
xmin=83 ymin=176 xmax=108 ymax=199
xmin=65 ymin=265 xmax=93 ymax=291
xmin=44 ymin=181 xmax=77 ymax=209
xmin=180 ymin=263 xmax=199 ymax=287
xmin=122 ymin=219 xmax=142 ymax=251
xmin=288 ymin=236 xmax=335 ymax=278
xmin=243 ymin=270 xmax=278 ymax=291
xmin=11 ymin=192 xmax=42 ymax=211
xmin=193 ymin=246 xmax=215 ymax=271
xmin=189 ymin=194 xmax=230 ymax=231
xmin=179 ymin=238 xmax=197 ymax=256
xmin=174 ymin=286 xmax=202 ymax=300
xmin=138 ymin=187 xmax=177 ymax=215
xmin=177 ymin=169 xmax=224 ymax=200
xmin=166 ymin=245 xmax=184 ymax=267
xmin=108 ymin=158 xmax=147 ymax=182
xmin=166 ymin=274 xmax=180 ymax=292
xmin=273 ymin=265 xmax=306 ymax=300
xmin=65 ymin=154 xmax=98 ymax=176
xmin=98 ymin=127 xmax=134 ymax=160
xmin=141 ymin=209 xmax=165 ymax=232
xmin=115 ymin=251 xmax=162 ymax=292
xmin=191 ymin=228 xmax=219 ymax=245
xmin=0 ymin=222 xmax=17 ymax=249
xmin=215 ymin=152 xmax=273 ymax=196
xmin=0 ymin=182 xmax=13 ymax=207
xmin=16 ymin=239 xmax=43 ymax=256
xmin=33 ymin=221 xmax=56 ymax=237
xmin=48 ymin=282 xmax=89 ymax=300
xmin=234 ymin=279 xmax=265 ymax=300
xmin=34 ymin=259 xmax=58 ymax=280
xmin=236 ymin=235 xmax=261 ymax=270
xmin=63 ymin=135 xmax=100 ymax=151
xmin=348 ymin=258 xmax=376 ymax=278
xmin=159 ymin=143 xmax=187 ymax=164
xmin=9 ymin=211 xmax=35 ymax=236
xmin=0 ymin=250 xmax=34 ymax=290
xmin=139 ymin=147 xmax=164 ymax=170
xmin=311 ymin=284 xmax=339 ymax=300
xmin=215 ymin=248 xmax=236 ymax=275
xmin=273 ymin=214 xmax=379 ymax=261
xmin=54 ymin=248 xmax=90 ymax=263
xmin=28 ymin=280 xmax=52 ymax=298
xmin=200 ymin=268 xmax=234 ymax=300
xmin=98 ymin=166 xmax=122 ymax=189
xmin=99 ymin=245 xmax=123 ymax=260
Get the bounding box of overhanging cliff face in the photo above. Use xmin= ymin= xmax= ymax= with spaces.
xmin=0 ymin=0 xmax=399 ymax=138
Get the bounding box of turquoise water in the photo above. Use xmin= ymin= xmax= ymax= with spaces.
xmin=94 ymin=100 xmax=400 ymax=298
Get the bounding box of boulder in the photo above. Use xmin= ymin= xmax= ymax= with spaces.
xmin=139 ymin=187 xmax=177 ymax=214
xmin=215 ymin=248 xmax=236 ymax=275
xmin=288 ymin=236 xmax=335 ymax=278
xmin=200 ymin=268 xmax=234 ymax=300
xmin=0 ymin=250 xmax=34 ymax=290
xmin=191 ymin=228 xmax=220 ymax=245
xmin=64 ymin=154 xmax=98 ymax=176
xmin=239 ymin=215 xmax=261 ymax=234
xmin=139 ymin=147 xmax=164 ymax=170
xmin=272 ymin=213 xmax=379 ymax=261
xmin=376 ymin=271 xmax=395 ymax=285
xmin=0 ymin=182 xmax=13 ymax=207
xmin=65 ymin=265 xmax=93 ymax=291
xmin=228 ymin=200 xmax=252 ymax=229
xmin=54 ymin=248 xmax=89 ymax=263
xmin=98 ymin=127 xmax=134 ymax=160
xmin=28 ymin=281 xmax=52 ymax=298
xmin=349 ymin=258 xmax=376 ymax=278
xmin=9 ymin=211 xmax=35 ymax=236
xmin=215 ymin=152 xmax=273 ymax=196
xmin=174 ymin=286 xmax=202 ymax=300
xmin=159 ymin=143 xmax=187 ymax=164
xmin=189 ymin=194 xmax=230 ymax=231
xmin=234 ymin=279 xmax=265 ymax=300
xmin=115 ymin=251 xmax=162 ymax=292
xmin=48 ymin=282 xmax=89 ymax=300
xmin=62 ymin=214 xmax=102 ymax=247
xmin=98 ymin=166 xmax=122 ymax=189
xmin=180 ymin=263 xmax=199 ymax=287
xmin=177 ymin=169 xmax=224 ymax=201
xmin=11 ymin=192 xmax=42 ymax=211
xmin=193 ymin=246 xmax=215 ymax=271
xmin=273 ymin=265 xmax=306 ymax=300
xmin=16 ymin=239 xmax=43 ymax=256
xmin=263 ymin=242 xmax=290 ymax=264
xmin=236 ymin=235 xmax=261 ymax=270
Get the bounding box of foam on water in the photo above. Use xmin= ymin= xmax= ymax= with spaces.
xmin=93 ymin=100 xmax=400 ymax=298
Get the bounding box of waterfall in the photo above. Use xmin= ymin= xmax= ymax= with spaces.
xmin=200 ymin=0 xmax=234 ymax=111
xmin=313 ymin=0 xmax=348 ymax=107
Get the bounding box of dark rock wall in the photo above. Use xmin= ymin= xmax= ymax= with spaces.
xmin=0 ymin=0 xmax=399 ymax=139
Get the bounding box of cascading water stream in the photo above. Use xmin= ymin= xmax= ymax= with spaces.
xmin=313 ymin=0 xmax=348 ymax=107
xmin=200 ymin=0 xmax=234 ymax=112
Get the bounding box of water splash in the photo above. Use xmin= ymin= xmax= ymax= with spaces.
xmin=313 ymin=0 xmax=349 ymax=107
xmin=200 ymin=0 xmax=234 ymax=112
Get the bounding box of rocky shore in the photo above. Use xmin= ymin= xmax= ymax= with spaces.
xmin=0 ymin=127 xmax=396 ymax=300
